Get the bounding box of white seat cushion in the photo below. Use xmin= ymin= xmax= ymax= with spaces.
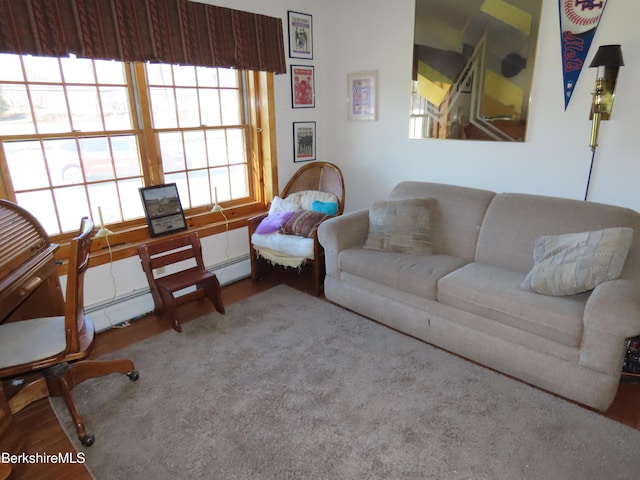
xmin=251 ymin=232 xmax=315 ymax=259
xmin=0 ymin=316 xmax=67 ymax=369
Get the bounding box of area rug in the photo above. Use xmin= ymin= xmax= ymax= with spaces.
xmin=52 ymin=285 xmax=640 ymax=480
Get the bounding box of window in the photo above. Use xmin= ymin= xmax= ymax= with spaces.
xmin=0 ymin=53 xmax=265 ymax=238
xmin=144 ymin=62 xmax=250 ymax=216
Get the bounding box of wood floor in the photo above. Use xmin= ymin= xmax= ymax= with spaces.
xmin=5 ymin=266 xmax=640 ymax=480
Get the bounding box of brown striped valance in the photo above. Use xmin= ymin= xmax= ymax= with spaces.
xmin=0 ymin=0 xmax=287 ymax=74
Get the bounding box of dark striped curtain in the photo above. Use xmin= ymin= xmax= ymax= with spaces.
xmin=0 ymin=0 xmax=287 ymax=74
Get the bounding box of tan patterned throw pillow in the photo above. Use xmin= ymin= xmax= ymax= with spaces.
xmin=521 ymin=227 xmax=634 ymax=296
xmin=281 ymin=210 xmax=329 ymax=238
xmin=364 ymin=198 xmax=435 ymax=255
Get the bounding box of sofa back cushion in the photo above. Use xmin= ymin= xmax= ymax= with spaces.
xmin=389 ymin=182 xmax=496 ymax=261
xmin=476 ymin=193 xmax=640 ymax=275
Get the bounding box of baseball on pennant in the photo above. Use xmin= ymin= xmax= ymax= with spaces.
xmin=561 ymin=0 xmax=606 ymax=34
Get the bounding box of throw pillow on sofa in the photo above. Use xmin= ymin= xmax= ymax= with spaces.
xmin=520 ymin=227 xmax=634 ymax=296
xmin=363 ymin=198 xmax=435 ymax=255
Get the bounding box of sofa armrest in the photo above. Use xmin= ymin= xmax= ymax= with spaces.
xmin=318 ymin=209 xmax=369 ymax=278
xmin=580 ymin=279 xmax=640 ymax=373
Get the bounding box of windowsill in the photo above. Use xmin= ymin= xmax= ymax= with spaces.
xmin=54 ymin=203 xmax=268 ymax=276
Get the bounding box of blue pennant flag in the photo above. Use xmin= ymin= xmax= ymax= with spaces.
xmin=559 ymin=0 xmax=608 ymax=110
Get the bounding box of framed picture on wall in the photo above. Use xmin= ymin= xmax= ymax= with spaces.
xmin=291 ymin=65 xmax=315 ymax=108
xmin=139 ymin=183 xmax=187 ymax=237
xmin=293 ymin=121 xmax=316 ymax=162
xmin=287 ymin=11 xmax=313 ymax=59
xmin=347 ymin=70 xmax=378 ymax=121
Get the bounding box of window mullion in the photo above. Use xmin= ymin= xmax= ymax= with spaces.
xmin=0 ymin=147 xmax=13 ymax=200
xmin=58 ymin=59 xmax=78 ymax=135
xmin=130 ymin=63 xmax=163 ymax=186
xmin=91 ymin=61 xmax=108 ymax=132
xmin=249 ymin=71 xmax=278 ymax=202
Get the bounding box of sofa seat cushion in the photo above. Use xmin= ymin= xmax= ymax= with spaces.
xmin=338 ymin=248 xmax=468 ymax=300
xmin=437 ymin=263 xmax=587 ymax=347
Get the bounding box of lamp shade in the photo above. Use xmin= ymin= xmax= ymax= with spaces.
xmin=589 ymin=45 xmax=624 ymax=68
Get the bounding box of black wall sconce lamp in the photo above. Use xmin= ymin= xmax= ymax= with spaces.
xmin=584 ymin=44 xmax=624 ymax=200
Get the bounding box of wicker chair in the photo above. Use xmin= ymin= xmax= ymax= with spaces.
xmin=248 ymin=162 xmax=345 ymax=295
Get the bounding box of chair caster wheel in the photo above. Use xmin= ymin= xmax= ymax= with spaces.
xmin=126 ymin=370 xmax=140 ymax=381
xmin=81 ymin=434 xmax=95 ymax=447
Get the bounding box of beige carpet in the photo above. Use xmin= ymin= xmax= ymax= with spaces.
xmin=52 ymin=285 xmax=640 ymax=479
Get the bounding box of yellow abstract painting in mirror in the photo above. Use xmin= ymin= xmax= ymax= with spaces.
xmin=410 ymin=0 xmax=542 ymax=141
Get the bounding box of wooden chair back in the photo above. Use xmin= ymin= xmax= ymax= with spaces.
xmin=138 ymin=232 xmax=205 ymax=311
xmin=138 ymin=232 xmax=204 ymax=273
xmin=64 ymin=217 xmax=94 ymax=354
xmin=137 ymin=232 xmax=225 ymax=332
xmin=280 ymin=162 xmax=345 ymax=215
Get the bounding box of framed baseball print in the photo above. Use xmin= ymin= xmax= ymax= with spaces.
xmin=288 ymin=11 xmax=313 ymax=60
xmin=293 ymin=121 xmax=316 ymax=162
xmin=291 ymin=65 xmax=315 ymax=108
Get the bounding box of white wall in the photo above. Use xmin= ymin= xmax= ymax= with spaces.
xmin=322 ymin=0 xmax=640 ymax=211
xmin=84 ymin=0 xmax=640 ymax=328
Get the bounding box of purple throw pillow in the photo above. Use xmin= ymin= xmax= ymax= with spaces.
xmin=255 ymin=211 xmax=295 ymax=234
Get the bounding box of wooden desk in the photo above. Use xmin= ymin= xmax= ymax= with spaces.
xmin=0 ymin=200 xmax=65 ymax=477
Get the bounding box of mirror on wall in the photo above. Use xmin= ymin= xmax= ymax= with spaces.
xmin=409 ymin=0 xmax=542 ymax=141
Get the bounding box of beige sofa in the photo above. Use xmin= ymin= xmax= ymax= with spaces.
xmin=318 ymin=181 xmax=640 ymax=411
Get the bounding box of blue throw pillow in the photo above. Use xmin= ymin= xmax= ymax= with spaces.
xmin=311 ymin=200 xmax=338 ymax=216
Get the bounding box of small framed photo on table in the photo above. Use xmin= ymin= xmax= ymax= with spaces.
xmin=139 ymin=183 xmax=187 ymax=237
xmin=287 ymin=11 xmax=313 ymax=59
xmin=293 ymin=121 xmax=316 ymax=162
xmin=347 ymin=70 xmax=378 ymax=121
xmin=291 ymin=65 xmax=315 ymax=108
